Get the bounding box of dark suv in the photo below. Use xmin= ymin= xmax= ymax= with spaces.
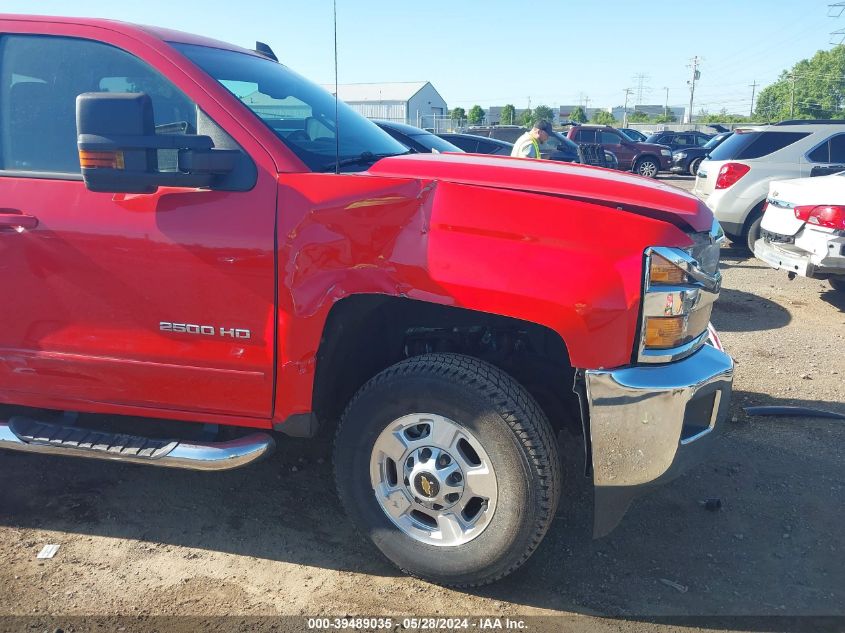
xmin=646 ymin=130 xmax=712 ymax=152
xmin=566 ymin=125 xmax=671 ymax=177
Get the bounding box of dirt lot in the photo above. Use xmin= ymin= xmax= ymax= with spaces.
xmin=1 ymin=175 xmax=843 ymax=632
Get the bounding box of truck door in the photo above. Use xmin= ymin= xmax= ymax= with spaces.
xmin=0 ymin=33 xmax=277 ymax=419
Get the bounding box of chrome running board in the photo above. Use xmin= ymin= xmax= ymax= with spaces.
xmin=0 ymin=416 xmax=274 ymax=471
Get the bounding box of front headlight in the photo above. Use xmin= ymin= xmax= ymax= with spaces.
xmin=638 ymin=234 xmax=722 ymax=363
xmin=674 ymin=151 xmax=688 ymax=159
xmin=660 ymin=149 xmax=672 ymax=156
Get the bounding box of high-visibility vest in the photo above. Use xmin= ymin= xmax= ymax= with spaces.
xmin=512 ymin=132 xmax=541 ymax=159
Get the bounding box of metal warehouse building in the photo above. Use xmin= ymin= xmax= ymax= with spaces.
xmin=321 ymin=81 xmax=447 ymax=128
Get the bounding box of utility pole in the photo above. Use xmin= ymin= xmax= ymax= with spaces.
xmin=749 ymin=79 xmax=757 ymax=118
xmin=789 ymin=74 xmax=796 ymax=117
xmin=622 ymin=88 xmax=634 ymax=127
xmin=663 ymin=87 xmax=669 ymax=118
xmin=687 ymin=56 xmax=701 ymax=124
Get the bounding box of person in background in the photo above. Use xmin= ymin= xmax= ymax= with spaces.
xmin=511 ymin=120 xmax=553 ymax=159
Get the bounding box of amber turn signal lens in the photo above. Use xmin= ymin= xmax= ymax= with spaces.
xmin=649 ymin=254 xmax=687 ymax=284
xmin=79 ymin=150 xmax=124 ymax=170
xmin=645 ymin=316 xmax=687 ymax=349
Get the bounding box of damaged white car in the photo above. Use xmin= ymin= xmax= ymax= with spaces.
xmin=754 ymin=173 xmax=845 ymax=293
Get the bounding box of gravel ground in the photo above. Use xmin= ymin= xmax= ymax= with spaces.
xmin=0 ymin=175 xmax=842 ymax=633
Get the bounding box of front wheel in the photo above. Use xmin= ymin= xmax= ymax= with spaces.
xmin=333 ymin=353 xmax=562 ymax=587
xmin=634 ymin=156 xmax=659 ymax=178
xmin=688 ymin=157 xmax=703 ymax=176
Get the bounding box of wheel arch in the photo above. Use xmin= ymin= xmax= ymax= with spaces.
xmin=742 ymin=197 xmax=768 ymax=235
xmin=309 ymin=294 xmax=581 ymax=438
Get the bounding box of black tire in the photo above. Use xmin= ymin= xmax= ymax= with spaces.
xmin=745 ymin=214 xmax=763 ymax=254
xmin=688 ymin=157 xmax=703 ymax=176
xmin=333 ymin=353 xmax=562 ymax=587
xmin=634 ymin=156 xmax=660 ymax=178
xmin=830 ymin=277 xmax=845 ymax=293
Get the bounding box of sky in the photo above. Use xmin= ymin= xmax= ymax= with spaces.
xmin=2 ymin=0 xmax=840 ymax=115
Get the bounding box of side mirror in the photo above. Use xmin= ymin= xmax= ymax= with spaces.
xmin=76 ymin=92 xmax=237 ymax=193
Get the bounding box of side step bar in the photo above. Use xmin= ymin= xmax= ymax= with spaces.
xmin=0 ymin=417 xmax=275 ymax=471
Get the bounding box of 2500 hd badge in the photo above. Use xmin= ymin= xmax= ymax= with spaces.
xmin=159 ymin=322 xmax=252 ymax=339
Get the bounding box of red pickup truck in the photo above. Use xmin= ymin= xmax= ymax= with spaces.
xmin=0 ymin=15 xmax=734 ymax=587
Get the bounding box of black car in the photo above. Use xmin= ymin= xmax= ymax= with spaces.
xmin=619 ymin=128 xmax=648 ymax=142
xmin=373 ymin=120 xmax=463 ymax=154
xmin=645 ymin=130 xmax=712 ymax=152
xmin=670 ymin=131 xmax=733 ymax=176
xmin=437 ymin=133 xmax=512 ymax=155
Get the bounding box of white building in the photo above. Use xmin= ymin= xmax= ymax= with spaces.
xmin=321 ymin=81 xmax=447 ymax=127
xmin=610 ymin=104 xmax=687 ymax=122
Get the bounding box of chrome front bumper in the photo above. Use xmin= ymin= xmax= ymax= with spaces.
xmin=585 ymin=344 xmax=734 ymax=536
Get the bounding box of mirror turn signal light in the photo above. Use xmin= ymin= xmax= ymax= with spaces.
xmin=79 ymin=150 xmax=125 ymax=170
xmin=649 ymin=253 xmax=687 ymax=285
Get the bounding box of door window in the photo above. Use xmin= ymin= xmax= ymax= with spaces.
xmin=805 ymin=135 xmax=845 ymax=163
xmin=600 ymin=131 xmax=622 ymax=145
xmin=807 ymin=140 xmax=829 ymax=163
xmin=0 ymin=34 xmax=197 ymax=175
xmin=828 ymin=134 xmax=845 ymax=163
xmin=575 ymin=129 xmax=596 ymax=143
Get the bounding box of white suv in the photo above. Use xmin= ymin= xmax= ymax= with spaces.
xmin=693 ymin=121 xmax=845 ymax=251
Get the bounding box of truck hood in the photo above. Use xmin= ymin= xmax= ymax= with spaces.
xmin=639 ymin=142 xmax=672 ymax=152
xmin=367 ymin=152 xmax=712 ymax=232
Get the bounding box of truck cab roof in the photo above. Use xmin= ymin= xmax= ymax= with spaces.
xmin=0 ymin=13 xmax=265 ymax=59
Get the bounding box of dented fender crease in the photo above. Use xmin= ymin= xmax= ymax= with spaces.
xmin=272 ymin=169 xmax=695 ymax=423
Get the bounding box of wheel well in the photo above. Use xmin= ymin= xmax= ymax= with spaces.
xmin=312 ymin=295 xmax=579 ymax=436
xmin=741 ymin=199 xmax=767 ymax=235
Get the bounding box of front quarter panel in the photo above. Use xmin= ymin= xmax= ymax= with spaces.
xmin=273 ymin=173 xmax=693 ymax=421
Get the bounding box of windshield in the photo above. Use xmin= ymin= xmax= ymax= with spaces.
xmin=172 ymin=43 xmax=408 ymax=171
xmin=549 ymin=132 xmax=578 ymax=152
xmin=408 ymin=132 xmax=462 ymax=153
xmin=703 ymin=133 xmax=729 ymax=149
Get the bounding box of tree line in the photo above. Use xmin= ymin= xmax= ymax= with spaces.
xmin=448 ymin=45 xmax=845 ymax=127
xmin=450 ymin=104 xmax=556 ymax=126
